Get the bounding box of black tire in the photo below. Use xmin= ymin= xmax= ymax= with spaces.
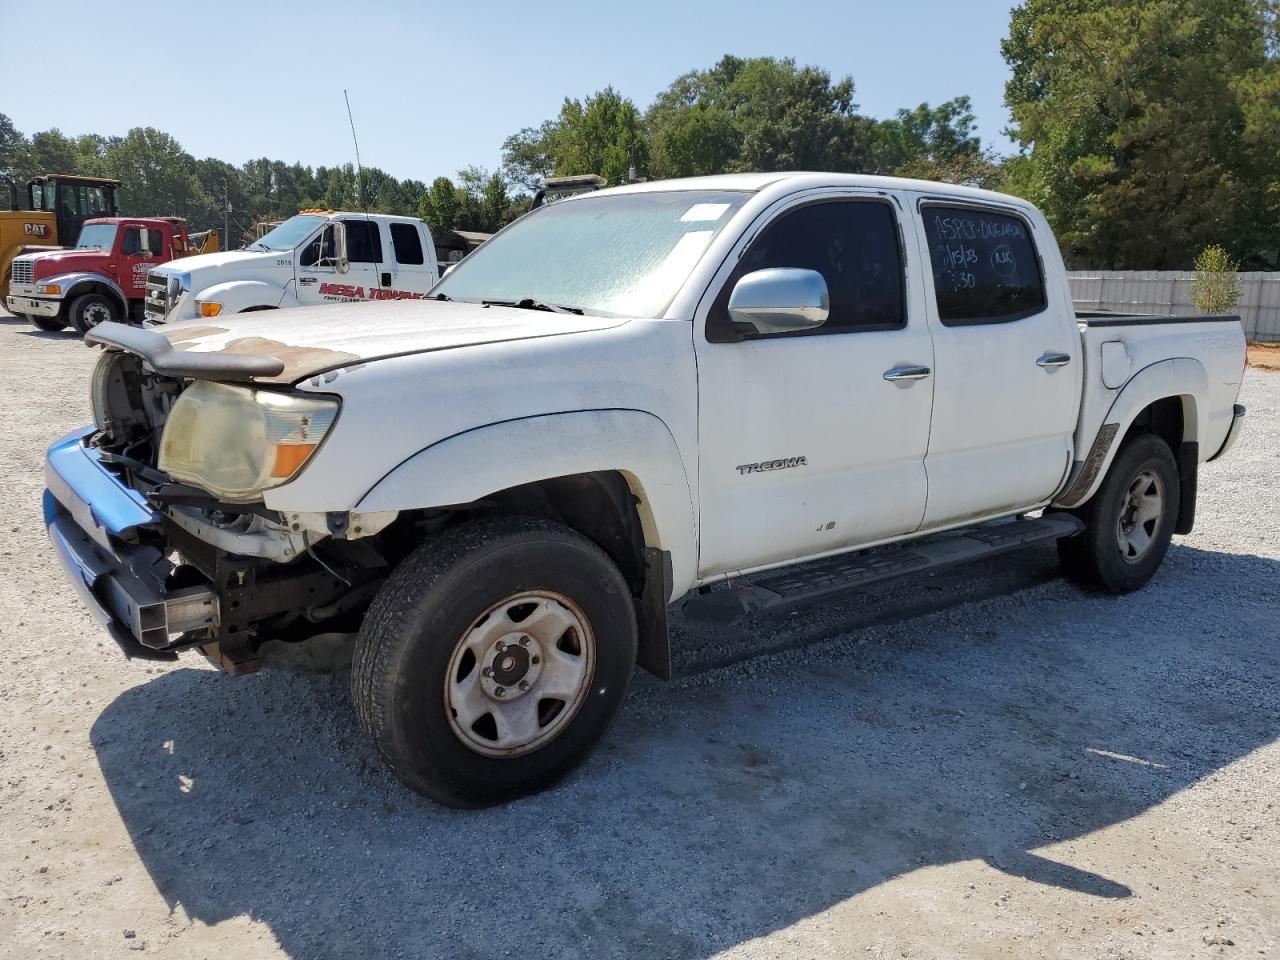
xmin=352 ymin=516 xmax=637 ymax=808
xmin=1057 ymin=432 xmax=1180 ymax=593
xmin=30 ymin=314 xmax=69 ymax=332
xmin=68 ymin=292 xmax=119 ymax=334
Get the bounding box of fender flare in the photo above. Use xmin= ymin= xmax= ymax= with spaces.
xmin=46 ymin=272 xmax=129 ymax=312
xmin=192 ymin=278 xmax=286 ymax=314
xmin=355 ymin=408 xmax=698 ymax=595
xmin=1054 ymin=357 xmax=1207 ymax=508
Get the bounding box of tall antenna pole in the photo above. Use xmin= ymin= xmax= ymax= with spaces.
xmin=223 ymin=180 xmax=230 ymax=251
xmin=344 ymin=89 xmax=365 ymax=210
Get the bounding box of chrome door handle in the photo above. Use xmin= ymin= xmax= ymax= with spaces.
xmin=298 ymin=277 xmax=317 ymax=284
xmin=1037 ymin=352 xmax=1071 ymax=368
xmin=883 ymin=364 xmax=932 ymax=382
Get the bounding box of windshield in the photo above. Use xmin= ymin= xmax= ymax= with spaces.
xmin=251 ymin=214 xmax=326 ymax=252
xmin=75 ymin=223 xmax=118 ymax=251
xmin=433 ymin=190 xmax=750 ymax=318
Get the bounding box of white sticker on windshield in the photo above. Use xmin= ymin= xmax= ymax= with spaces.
xmin=680 ymin=203 xmax=731 ymax=223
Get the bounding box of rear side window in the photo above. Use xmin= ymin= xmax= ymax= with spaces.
xmin=390 ymin=222 xmax=424 ymax=265
xmin=341 ymin=219 xmax=384 ymax=263
xmin=922 ymin=204 xmax=1046 ymax=325
xmin=708 ymin=200 xmax=905 ymax=341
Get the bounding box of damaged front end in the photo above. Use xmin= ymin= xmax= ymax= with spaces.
xmin=45 ymin=332 xmax=391 ymax=674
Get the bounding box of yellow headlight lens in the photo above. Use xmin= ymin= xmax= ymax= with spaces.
xmin=198 ymin=301 xmax=223 ymax=317
xmin=37 ymin=283 xmax=62 ymax=295
xmin=158 ymin=381 xmax=339 ymax=502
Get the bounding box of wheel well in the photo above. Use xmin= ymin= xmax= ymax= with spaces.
xmin=475 ymin=472 xmax=647 ymax=594
xmin=1118 ymin=394 xmax=1198 ymax=535
xmin=65 ymin=281 xmax=126 ymax=315
xmin=1124 ymin=395 xmax=1186 ymax=452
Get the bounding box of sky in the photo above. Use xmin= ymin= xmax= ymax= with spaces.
xmin=3 ymin=0 xmax=1021 ymax=184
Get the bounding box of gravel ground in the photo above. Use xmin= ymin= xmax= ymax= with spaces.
xmin=0 ymin=308 xmax=1276 ymax=960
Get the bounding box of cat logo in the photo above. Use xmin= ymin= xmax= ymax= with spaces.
xmin=23 ymin=223 xmax=50 ymax=238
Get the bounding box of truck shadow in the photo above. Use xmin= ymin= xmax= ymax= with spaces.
xmin=90 ymin=543 xmax=1279 ymax=959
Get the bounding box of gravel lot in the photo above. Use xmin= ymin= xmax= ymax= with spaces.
xmin=1 ymin=308 xmax=1276 ymax=959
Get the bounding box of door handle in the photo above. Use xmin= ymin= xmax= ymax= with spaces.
xmin=298 ymin=277 xmax=317 ymax=285
xmin=1036 ymin=352 xmax=1072 ymax=368
xmin=883 ymin=364 xmax=932 ymax=382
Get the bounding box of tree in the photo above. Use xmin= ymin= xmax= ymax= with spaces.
xmin=419 ymin=176 xmax=461 ymax=236
xmin=1002 ymin=0 xmax=1280 ymax=269
xmin=1190 ymin=244 xmax=1241 ymax=313
xmin=646 ymin=56 xmax=876 ymax=178
xmin=874 ymin=97 xmax=983 ymax=171
xmin=503 ymin=87 xmax=647 ymax=187
xmin=104 ymin=127 xmax=208 ymax=220
xmin=0 ymin=113 xmax=23 ymax=181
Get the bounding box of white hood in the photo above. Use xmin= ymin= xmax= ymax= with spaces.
xmin=157 ymin=298 xmax=628 ymax=383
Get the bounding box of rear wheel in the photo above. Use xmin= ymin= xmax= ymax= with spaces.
xmin=30 ymin=314 xmax=69 ymax=332
xmin=68 ymin=293 xmax=119 ymax=334
xmin=352 ymin=516 xmax=637 ymax=807
xmin=1057 ymin=432 xmax=1180 ymax=593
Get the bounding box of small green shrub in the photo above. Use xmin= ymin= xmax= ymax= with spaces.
xmin=1190 ymin=245 xmax=1240 ymax=314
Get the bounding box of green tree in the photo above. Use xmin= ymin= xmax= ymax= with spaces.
xmin=1189 ymin=244 xmax=1241 ymax=313
xmin=503 ymin=87 xmax=647 ymax=187
xmin=1002 ymin=0 xmax=1280 ymax=269
xmin=0 ymin=113 xmax=23 ymax=181
xmin=874 ymin=97 xmax=983 ymax=172
xmin=104 ymin=127 xmax=209 ymax=220
xmin=19 ymin=128 xmax=81 ymax=180
xmin=646 ymin=56 xmax=876 ymax=178
xmin=418 ymin=176 xmax=461 ymax=236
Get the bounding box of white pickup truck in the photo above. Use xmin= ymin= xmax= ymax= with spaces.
xmin=45 ymin=172 xmax=1247 ymax=807
xmin=143 ymin=210 xmax=440 ymax=325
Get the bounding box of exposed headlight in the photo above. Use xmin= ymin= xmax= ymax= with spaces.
xmin=36 ymin=283 xmax=62 ymax=295
xmin=197 ymin=301 xmax=223 ymax=317
xmin=158 ymin=381 xmax=339 ymax=502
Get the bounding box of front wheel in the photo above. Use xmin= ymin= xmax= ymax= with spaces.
xmin=352 ymin=516 xmax=638 ymax=807
xmin=68 ymin=293 xmax=119 ymax=334
xmin=1057 ymin=432 xmax=1180 ymax=593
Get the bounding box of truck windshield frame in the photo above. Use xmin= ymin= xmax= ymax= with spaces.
xmin=432 ymin=190 xmax=751 ymax=319
xmin=75 ymin=223 xmax=118 ymax=251
xmin=252 ymin=214 xmax=326 ymax=252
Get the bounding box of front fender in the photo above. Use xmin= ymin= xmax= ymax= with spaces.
xmin=192 ymin=279 xmax=286 ymax=314
xmin=355 ymin=409 xmax=699 ymax=595
xmin=1055 ymin=357 xmax=1207 ymax=508
xmin=47 ymin=272 xmax=128 ymax=311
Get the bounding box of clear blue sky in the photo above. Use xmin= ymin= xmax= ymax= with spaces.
xmin=4 ymin=0 xmax=1020 ymax=183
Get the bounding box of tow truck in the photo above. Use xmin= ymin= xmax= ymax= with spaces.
xmin=7 ymin=217 xmax=218 ymax=333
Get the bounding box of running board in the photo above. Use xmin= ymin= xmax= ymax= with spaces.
xmin=681 ymin=514 xmax=1083 ymax=625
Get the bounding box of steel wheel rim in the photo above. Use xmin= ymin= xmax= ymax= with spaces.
xmin=1116 ymin=468 xmax=1164 ymax=564
xmin=444 ymin=590 xmax=595 ymax=758
xmin=82 ymin=302 xmax=110 ymax=328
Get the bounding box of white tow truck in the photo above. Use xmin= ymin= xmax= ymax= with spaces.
xmin=143 ymin=210 xmax=441 ymax=324
xmin=45 ymin=173 xmax=1247 ymax=808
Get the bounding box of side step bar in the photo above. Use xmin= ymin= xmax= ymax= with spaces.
xmin=681 ymin=513 xmax=1083 ymax=625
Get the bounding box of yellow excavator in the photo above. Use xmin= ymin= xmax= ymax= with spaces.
xmin=2 ymin=174 xmax=218 ymax=289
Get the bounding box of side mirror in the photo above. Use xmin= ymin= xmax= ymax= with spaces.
xmin=728 ymin=268 xmax=829 ymax=335
xmin=330 ymin=221 xmax=350 ymax=274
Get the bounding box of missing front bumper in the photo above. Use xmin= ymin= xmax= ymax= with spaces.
xmin=44 ymin=429 xmax=219 ymax=658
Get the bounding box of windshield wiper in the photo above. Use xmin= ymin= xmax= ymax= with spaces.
xmin=247 ymin=242 xmax=271 ymax=252
xmin=481 ymin=297 xmax=583 ymax=315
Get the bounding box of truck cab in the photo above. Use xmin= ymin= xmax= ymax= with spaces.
xmin=144 ymin=210 xmax=440 ymax=325
xmin=6 ymin=217 xmax=196 ymax=332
